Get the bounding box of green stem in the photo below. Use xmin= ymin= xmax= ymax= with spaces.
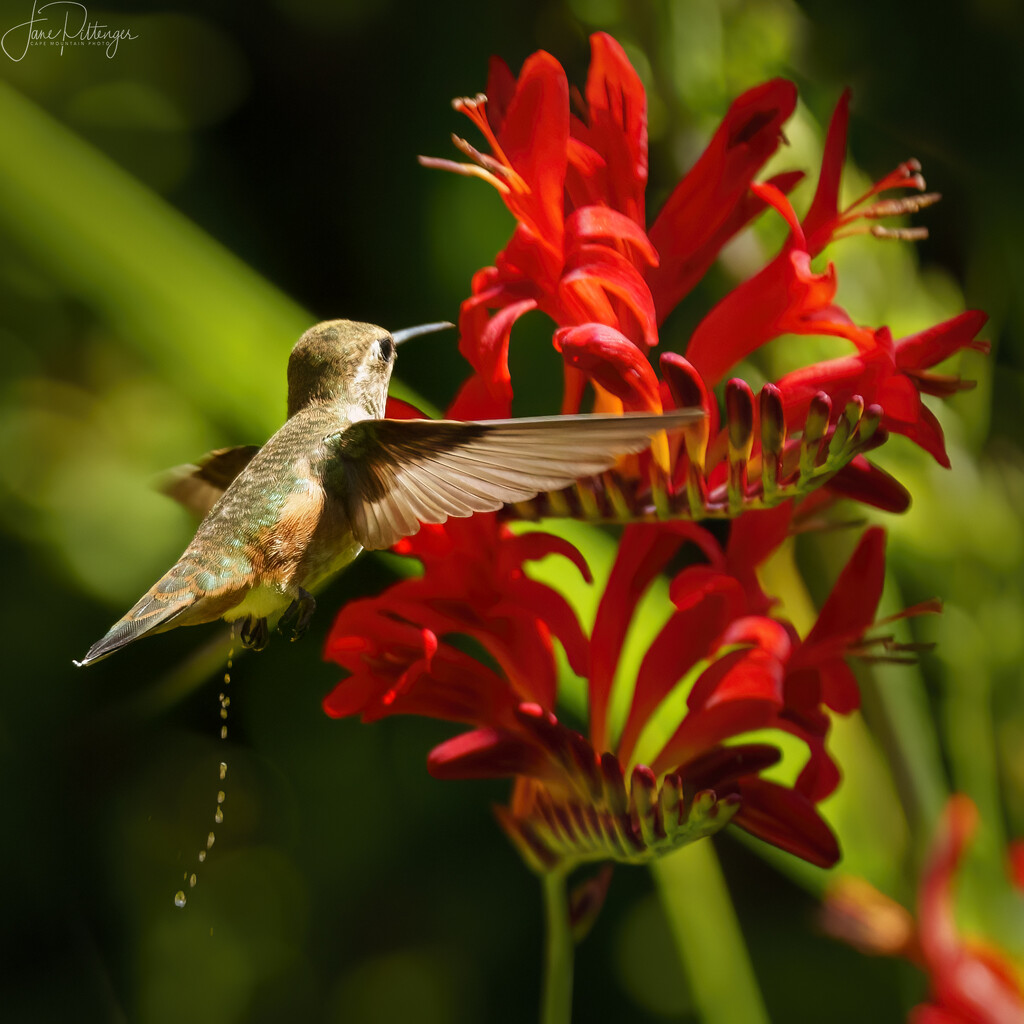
xmin=540 ymin=870 xmax=574 ymax=1024
xmin=652 ymin=843 xmax=769 ymax=1024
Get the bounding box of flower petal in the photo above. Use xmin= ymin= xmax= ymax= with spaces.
xmin=555 ymin=323 xmax=661 ymax=411
xmin=647 ymin=78 xmax=797 ymax=319
xmin=731 ymin=777 xmax=841 ymax=867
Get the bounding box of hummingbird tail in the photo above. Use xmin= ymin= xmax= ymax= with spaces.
xmin=74 ymin=589 xmax=195 ymax=667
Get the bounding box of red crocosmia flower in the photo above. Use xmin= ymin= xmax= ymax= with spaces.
xmin=323 ymin=30 xmax=983 ymax=922
xmin=823 ymin=798 xmax=1024 ymax=1024
xmin=329 ymin=510 xmax=917 ymax=875
xmin=772 ymin=312 xmax=990 ymax=468
xmin=425 ymin=35 xmax=983 ymax=460
xmin=911 ymin=797 xmax=1024 ymax=1024
xmin=427 ymin=36 xmax=985 ymax=485
xmin=424 ymin=33 xmax=987 ymax=535
xmin=423 ymin=32 xmax=796 ymax=415
xmin=325 ymin=512 xmax=590 ymax=723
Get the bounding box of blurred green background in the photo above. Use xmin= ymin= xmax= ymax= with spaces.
xmin=0 ymin=0 xmax=1021 ymax=1021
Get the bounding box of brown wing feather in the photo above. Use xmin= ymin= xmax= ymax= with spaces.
xmin=330 ymin=410 xmax=700 ymax=551
xmin=160 ymin=445 xmax=262 ymax=519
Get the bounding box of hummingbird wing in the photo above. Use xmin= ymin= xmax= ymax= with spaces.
xmin=328 ymin=410 xmax=701 ymax=551
xmin=160 ymin=445 xmax=262 ymax=518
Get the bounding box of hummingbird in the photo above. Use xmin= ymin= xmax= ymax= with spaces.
xmin=75 ymin=319 xmax=700 ymax=666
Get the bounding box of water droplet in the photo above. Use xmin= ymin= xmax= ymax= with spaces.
xmin=214 ymin=807 xmax=223 ymax=824
xmin=207 ymin=832 xmax=216 ymax=850
xmin=198 ymin=851 xmax=206 ymax=863
xmin=220 ymin=726 xmax=228 ymax=740
xmin=174 ymin=891 xmax=187 ymax=908
xmin=217 ymin=790 xmax=225 ymax=804
xmin=189 ymin=873 xmax=197 ymax=888
xmin=219 ymin=762 xmax=228 ymax=780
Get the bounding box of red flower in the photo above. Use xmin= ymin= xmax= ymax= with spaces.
xmin=422 ymin=33 xmax=795 ymax=417
xmin=326 ymin=512 xmax=922 ymax=873
xmin=324 ymin=512 xmax=589 ymax=724
xmin=912 ymin=797 xmax=1024 ymax=1024
xmin=822 ymin=798 xmax=1024 ymax=1024
xmin=424 ymin=34 xmax=986 ymax=477
xmin=322 ymin=33 xmax=978 ymax=893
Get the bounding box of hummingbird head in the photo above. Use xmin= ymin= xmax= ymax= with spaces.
xmin=286 ymin=319 xmax=454 ymax=418
xmin=287 ymin=319 xmax=397 ymax=418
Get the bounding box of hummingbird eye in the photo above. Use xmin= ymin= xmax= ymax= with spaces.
xmin=376 ymin=335 xmax=395 ymax=362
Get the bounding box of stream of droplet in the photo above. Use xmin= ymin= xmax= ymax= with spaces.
xmin=174 ymin=628 xmax=233 ymax=909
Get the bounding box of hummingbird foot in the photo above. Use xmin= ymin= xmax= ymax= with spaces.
xmin=278 ymin=589 xmax=316 ymax=642
xmin=240 ymin=615 xmax=270 ymax=651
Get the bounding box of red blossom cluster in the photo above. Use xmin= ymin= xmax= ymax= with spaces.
xmin=323 ymin=33 xmax=981 ymax=874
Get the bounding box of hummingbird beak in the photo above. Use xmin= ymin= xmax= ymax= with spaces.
xmin=391 ymin=321 xmax=454 ymax=347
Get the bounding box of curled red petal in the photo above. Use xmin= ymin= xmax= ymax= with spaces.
xmin=504 ymin=576 xmax=590 ymax=681
xmin=559 ymin=246 xmax=659 ymax=348
xmin=565 ymin=205 xmax=658 ymax=266
xmin=685 ymin=247 xmax=864 ymax=387
xmin=503 ymin=530 xmax=593 ymax=583
xmin=688 ymin=642 xmax=787 ymax=712
xmin=825 ymin=456 xmax=911 ymax=512
xmin=651 ymin=697 xmax=783 ymax=777
xmin=648 ymin=169 xmax=805 ymax=323
xmin=750 ymin=180 xmax=806 ymax=249
xmin=457 ymin=295 xmax=538 ymax=406
xmin=555 ymin=323 xmax=661 ymax=411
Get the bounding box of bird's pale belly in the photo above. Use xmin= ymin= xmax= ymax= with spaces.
xmin=221 ymin=584 xmax=293 ymax=623
xmin=220 ymin=534 xmax=364 ymax=624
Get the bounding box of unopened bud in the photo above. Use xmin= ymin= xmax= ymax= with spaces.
xmin=661 ymin=353 xmax=710 ymax=471
xmin=725 ymin=378 xmax=755 ymax=457
xmin=805 ymin=392 xmax=832 ymax=444
xmin=760 ymin=384 xmax=786 ymax=457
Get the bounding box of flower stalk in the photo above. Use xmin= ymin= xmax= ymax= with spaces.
xmin=540 ymin=870 xmax=573 ymax=1024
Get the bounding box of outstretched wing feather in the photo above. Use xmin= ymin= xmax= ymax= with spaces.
xmin=331 ymin=410 xmax=699 ymax=551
